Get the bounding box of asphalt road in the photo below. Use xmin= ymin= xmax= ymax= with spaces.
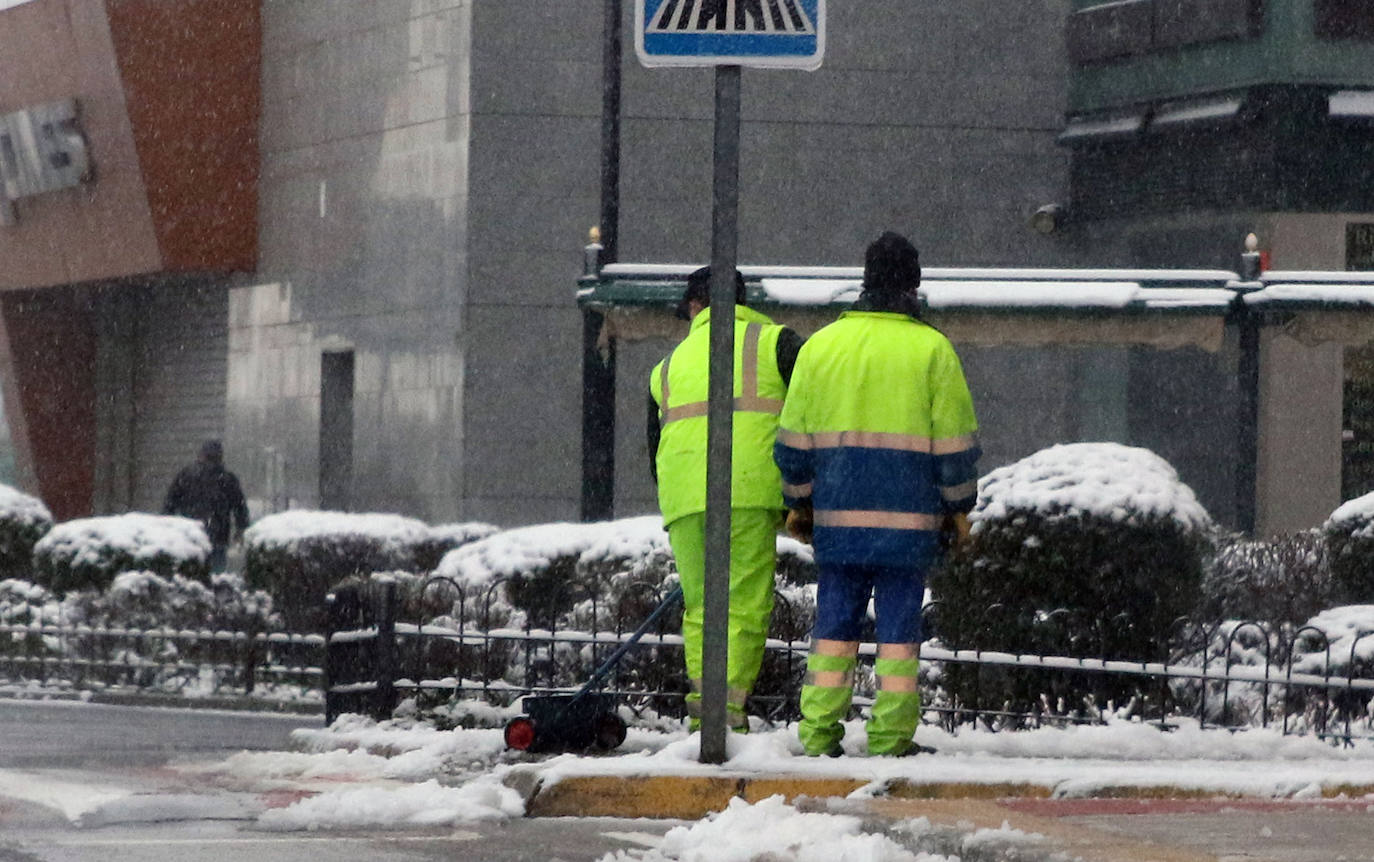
xmin=0 ymin=699 xmax=676 ymax=862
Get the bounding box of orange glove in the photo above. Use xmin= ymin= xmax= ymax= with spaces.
xmin=785 ymin=504 xmax=813 ymax=544
xmin=941 ymin=512 xmax=971 ymax=552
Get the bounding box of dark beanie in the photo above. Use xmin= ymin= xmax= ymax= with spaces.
xmin=677 ymin=266 xmax=747 ymax=319
xmin=863 ymin=231 xmax=921 ymax=294
xmin=199 ymin=439 xmax=224 ymax=463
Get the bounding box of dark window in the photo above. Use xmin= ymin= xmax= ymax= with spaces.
xmin=1155 ymin=0 xmax=1263 ymax=48
xmin=1068 ymin=0 xmax=1154 ymax=63
xmin=320 ymin=350 xmax=355 ymax=511
xmin=1316 ymin=0 xmax=1374 ymax=40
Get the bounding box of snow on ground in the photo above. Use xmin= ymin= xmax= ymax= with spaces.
xmin=600 ymin=795 xmax=956 ymax=862
xmin=192 ymin=709 xmax=1374 ymax=846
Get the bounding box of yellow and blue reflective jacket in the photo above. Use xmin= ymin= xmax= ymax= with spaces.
xmin=774 ymin=310 xmax=980 ymax=567
xmin=650 ymin=305 xmax=789 ymax=525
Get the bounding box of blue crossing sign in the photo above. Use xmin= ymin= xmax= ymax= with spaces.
xmin=636 ymin=0 xmax=825 ymax=70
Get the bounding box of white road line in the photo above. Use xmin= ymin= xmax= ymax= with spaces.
xmin=602 ymin=830 xmax=664 ymax=849
xmin=35 ymin=833 xmax=482 ymax=846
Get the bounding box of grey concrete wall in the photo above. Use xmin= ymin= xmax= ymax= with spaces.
xmin=1257 ymin=333 xmax=1344 ymax=537
xmin=230 ymin=0 xmax=472 ymax=522
xmin=243 ymin=1 xmax=1076 ymax=527
xmin=604 ymin=1 xmax=1076 ymax=520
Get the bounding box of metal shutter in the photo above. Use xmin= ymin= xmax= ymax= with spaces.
xmin=131 ymin=283 xmax=229 ymax=512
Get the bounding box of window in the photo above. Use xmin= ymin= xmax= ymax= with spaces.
xmin=1155 ymin=0 xmax=1263 ymax=48
xmin=1315 ymin=0 xmax=1374 ymax=40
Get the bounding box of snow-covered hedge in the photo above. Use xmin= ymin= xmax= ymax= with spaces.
xmin=1323 ymin=493 xmax=1374 ymax=604
xmin=1202 ymin=530 xmax=1336 ymax=625
xmin=0 ymin=484 xmax=52 ymax=580
xmin=399 ymin=516 xmax=816 ymax=720
xmin=931 ymin=443 xmax=1214 ymax=721
xmin=244 ymin=511 xmax=433 ymax=630
xmin=0 ymin=573 xmax=283 ymax=697
xmin=32 ymin=514 xmax=211 ymax=594
xmin=413 ymin=522 xmax=500 ymax=572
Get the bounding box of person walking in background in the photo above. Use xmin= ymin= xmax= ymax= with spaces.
xmin=163 ymin=439 xmax=250 ymax=573
xmin=774 ymin=232 xmax=980 ymax=756
xmin=648 ymin=265 xmax=804 ymax=732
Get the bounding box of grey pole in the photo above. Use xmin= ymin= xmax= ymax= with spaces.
xmin=701 ymin=64 xmax=741 ymax=765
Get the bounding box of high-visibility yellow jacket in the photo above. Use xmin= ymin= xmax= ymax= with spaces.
xmin=774 ymin=310 xmax=980 ymax=567
xmin=650 ymin=306 xmax=789 ymax=525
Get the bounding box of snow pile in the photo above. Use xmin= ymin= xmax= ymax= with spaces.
xmin=244 ymin=511 xmax=431 ymax=557
xmin=972 ymin=442 xmax=1212 ymax=531
xmin=435 ymin=516 xmax=671 ymax=590
xmin=257 ymin=777 xmax=523 ymax=831
xmin=601 ymin=795 xmax=934 ymax=862
xmin=1292 ymin=605 xmax=1374 ymax=674
xmin=1325 ymin=492 xmax=1374 ymax=538
xmin=0 ymin=483 xmax=51 ymax=529
xmin=32 ymin=514 xmax=211 ymax=592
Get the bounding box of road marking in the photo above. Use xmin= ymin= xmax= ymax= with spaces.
xmin=33 ymin=833 xmax=482 ymax=846
xmin=602 ymin=830 xmax=664 ymax=848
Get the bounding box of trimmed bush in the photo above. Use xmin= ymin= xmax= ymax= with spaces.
xmin=1202 ymin=530 xmax=1336 ymax=625
xmin=413 ymin=522 xmax=500 ymax=572
xmin=244 ymin=511 xmax=430 ymax=631
xmin=0 ymin=484 xmax=52 ymax=580
xmin=1324 ymin=494 xmax=1374 ymax=604
xmin=930 ymin=443 xmax=1213 ymax=723
xmin=33 ymin=514 xmax=211 ymax=594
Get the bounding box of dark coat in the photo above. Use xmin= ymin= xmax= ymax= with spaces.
xmin=162 ymin=461 xmax=249 ymax=548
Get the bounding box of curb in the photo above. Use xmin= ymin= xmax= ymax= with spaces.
xmin=506 ymin=767 xmax=1374 ymax=821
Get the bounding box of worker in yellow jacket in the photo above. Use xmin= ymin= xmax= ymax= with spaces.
xmin=774 ymin=232 xmax=980 ymax=756
xmin=648 ymin=266 xmax=803 ymax=731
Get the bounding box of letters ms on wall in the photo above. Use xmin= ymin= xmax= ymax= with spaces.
xmin=0 ymin=99 xmax=94 ymax=206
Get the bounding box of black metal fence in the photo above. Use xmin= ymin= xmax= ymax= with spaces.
xmin=0 ymin=620 xmax=324 ymax=699
xmin=324 ymin=574 xmax=1374 ymax=741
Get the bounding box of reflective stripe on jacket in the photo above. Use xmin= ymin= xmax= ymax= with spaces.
xmin=650 ymin=305 xmax=788 ymax=525
xmin=774 ymin=310 xmax=980 ymax=567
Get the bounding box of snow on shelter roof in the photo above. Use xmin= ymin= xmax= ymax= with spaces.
xmin=578 ymin=264 xmax=1374 ymax=349
xmin=582 ymin=264 xmax=1243 ymax=312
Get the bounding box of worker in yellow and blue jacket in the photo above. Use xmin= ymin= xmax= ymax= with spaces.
xmin=648 ymin=266 xmax=803 ymax=732
xmin=774 ymin=232 xmax=980 ymax=757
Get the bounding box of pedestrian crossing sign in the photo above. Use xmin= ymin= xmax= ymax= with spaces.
xmin=636 ymin=0 xmax=825 ymax=70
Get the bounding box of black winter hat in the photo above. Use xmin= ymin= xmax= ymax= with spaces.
xmin=863 ymin=231 xmax=921 ymax=294
xmin=677 ymin=266 xmax=747 ymax=320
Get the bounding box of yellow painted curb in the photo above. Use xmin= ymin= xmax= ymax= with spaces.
xmin=526 ymin=775 xmax=744 ymax=819
xmin=884 ymin=780 xmax=1054 ymax=800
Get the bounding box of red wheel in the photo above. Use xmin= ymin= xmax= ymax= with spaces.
xmin=504 ymin=716 xmax=537 ymax=750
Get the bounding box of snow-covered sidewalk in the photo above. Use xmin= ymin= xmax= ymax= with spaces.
xmin=186 ymin=713 xmax=1374 ymax=835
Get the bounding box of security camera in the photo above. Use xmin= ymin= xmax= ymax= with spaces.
xmin=1031 ymin=204 xmax=1066 ymax=235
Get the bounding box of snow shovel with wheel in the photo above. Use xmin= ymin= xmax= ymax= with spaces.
xmin=503 ymin=586 xmax=683 ymax=754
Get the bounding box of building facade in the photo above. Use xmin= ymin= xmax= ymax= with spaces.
xmin=6 ymin=0 xmax=1374 ymax=536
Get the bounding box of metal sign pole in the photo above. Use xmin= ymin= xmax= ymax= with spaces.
xmin=701 ymin=63 xmax=741 ymax=765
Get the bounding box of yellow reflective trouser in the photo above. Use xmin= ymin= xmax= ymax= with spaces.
xmin=668 ymin=508 xmax=782 ymax=730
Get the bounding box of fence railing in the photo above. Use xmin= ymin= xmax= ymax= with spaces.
xmin=0 ymin=620 xmax=325 ymax=700
xmin=323 ymin=575 xmax=1374 ymax=741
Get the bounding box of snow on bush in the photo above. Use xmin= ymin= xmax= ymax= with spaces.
xmin=244 ymin=510 xmax=432 ymax=631
xmin=970 ymin=442 xmax=1211 ymax=531
xmin=0 ymin=572 xmax=283 ymax=698
xmin=0 ymin=483 xmax=52 ymax=580
xmin=932 ymin=443 xmax=1214 ymax=723
xmin=393 ymin=517 xmax=815 ymax=724
xmin=1202 ymin=530 xmax=1337 ymax=625
xmin=1323 ymin=493 xmax=1374 ymax=603
xmin=32 ymin=514 xmax=211 ymax=594
xmin=413 ymin=521 xmax=500 ymax=571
